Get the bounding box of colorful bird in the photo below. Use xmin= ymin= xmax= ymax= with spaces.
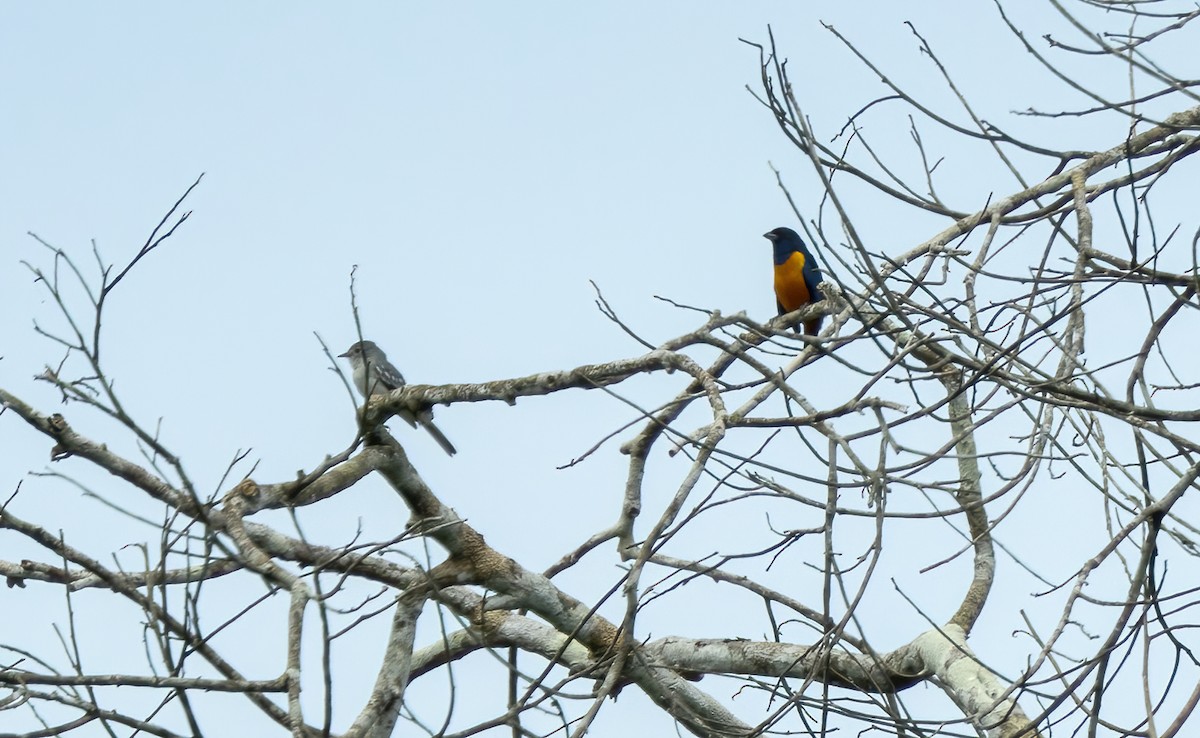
xmin=763 ymin=227 xmax=826 ymax=335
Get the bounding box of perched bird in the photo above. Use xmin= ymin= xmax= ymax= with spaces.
xmin=339 ymin=340 xmax=457 ymax=456
xmin=763 ymin=226 xmax=826 ymax=335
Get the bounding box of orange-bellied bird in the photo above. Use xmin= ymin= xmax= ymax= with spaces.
xmin=764 ymin=226 xmax=826 ymax=335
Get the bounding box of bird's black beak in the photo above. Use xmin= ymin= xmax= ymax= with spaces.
xmin=763 ymin=231 xmax=776 ymax=241
xmin=337 ymin=350 xmax=351 ymax=358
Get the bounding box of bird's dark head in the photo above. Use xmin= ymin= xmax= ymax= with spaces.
xmin=763 ymin=227 xmax=809 ymax=263
xmin=763 ymin=227 xmax=802 ymax=244
xmin=338 ymin=340 xmax=379 ymax=359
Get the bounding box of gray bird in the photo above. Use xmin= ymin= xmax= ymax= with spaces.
xmin=338 ymin=340 xmax=457 ymax=456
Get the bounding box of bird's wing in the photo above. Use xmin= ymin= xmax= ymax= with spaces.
xmin=375 ymin=363 xmax=407 ymax=389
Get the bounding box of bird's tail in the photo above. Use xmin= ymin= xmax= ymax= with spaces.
xmin=420 ymin=418 xmax=457 ymax=456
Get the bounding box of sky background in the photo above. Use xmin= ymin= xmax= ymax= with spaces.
xmin=2 ymin=3 xmax=1194 ymax=735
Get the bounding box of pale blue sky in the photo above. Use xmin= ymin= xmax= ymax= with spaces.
xmin=2 ymin=3 xmax=1190 ymax=735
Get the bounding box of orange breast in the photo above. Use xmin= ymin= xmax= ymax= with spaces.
xmin=774 ymin=252 xmax=812 ymax=312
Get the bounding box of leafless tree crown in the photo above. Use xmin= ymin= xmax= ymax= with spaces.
xmin=3 ymin=4 xmax=1199 ymax=737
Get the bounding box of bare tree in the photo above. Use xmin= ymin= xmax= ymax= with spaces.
xmin=3 ymin=2 xmax=1200 ymax=736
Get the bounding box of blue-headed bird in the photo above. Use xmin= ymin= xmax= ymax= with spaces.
xmin=763 ymin=227 xmax=825 ymax=336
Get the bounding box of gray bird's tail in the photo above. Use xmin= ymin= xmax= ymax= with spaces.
xmin=420 ymin=418 xmax=457 ymax=456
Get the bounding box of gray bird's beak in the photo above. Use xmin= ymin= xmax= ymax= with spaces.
xmin=763 ymin=231 xmax=775 ymax=241
xmin=337 ymin=349 xmax=351 ymax=357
